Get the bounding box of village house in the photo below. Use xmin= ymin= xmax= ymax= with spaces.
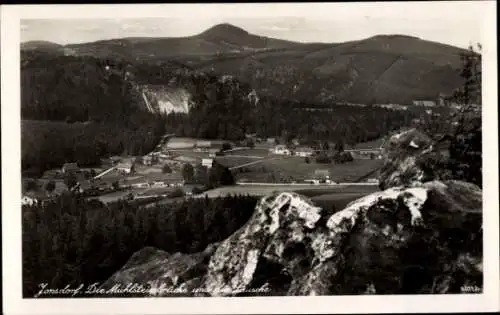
xmin=350 ymin=149 xmax=383 ymax=159
xmin=74 ymin=179 xmax=93 ymax=194
xmin=412 ymin=100 xmax=436 ymax=107
xmin=142 ymin=154 xmax=154 ymax=166
xmin=182 ymin=184 xmax=203 ymax=197
xmin=127 ymin=173 xmax=185 ymax=189
xmin=157 ymin=152 xmax=174 ymax=162
xmin=116 ymin=158 xmax=135 ymax=175
xmin=21 ymin=190 xmax=53 ymax=206
xmin=21 ymin=195 xmax=38 ymax=206
xmin=62 ymin=162 xmax=79 ymax=174
xmin=208 ymin=148 xmax=219 ymax=158
xmin=377 ymin=104 xmax=408 ymax=111
xmin=109 ymin=156 xmax=122 ymax=165
xmin=127 ymin=177 xmax=150 ymax=189
xmin=245 ymin=133 xmax=257 ymax=140
xmin=195 ymin=140 xmax=212 ymax=150
xmin=314 ymin=169 xmax=331 ymax=180
xmin=266 ymin=138 xmax=277 ymax=145
xmin=202 ymin=158 xmax=214 ymax=169
xmin=272 ymin=144 xmax=291 ymax=155
xmin=294 ymin=146 xmax=314 ymax=157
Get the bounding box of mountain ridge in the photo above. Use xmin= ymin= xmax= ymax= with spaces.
xmin=21 ymin=23 xmax=475 ymax=104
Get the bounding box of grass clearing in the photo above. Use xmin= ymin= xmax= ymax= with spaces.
xmin=215 ymin=156 xmax=265 ymax=168
xmin=198 ymin=184 xmax=379 ymax=199
xmin=235 ymin=157 xmax=383 ymax=182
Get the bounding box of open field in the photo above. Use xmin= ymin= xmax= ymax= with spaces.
xmin=234 ymin=157 xmax=383 ymax=182
xmin=310 ymin=193 xmax=370 ymax=212
xmin=197 ymin=183 xmax=379 ymax=199
xmin=89 ymin=190 xmax=137 ymax=204
xmin=223 ymin=148 xmax=271 ymax=157
xmin=165 ymin=137 xmax=232 ymax=149
xmin=349 ymin=137 xmax=386 ymax=150
xmin=215 ymin=156 xmax=266 ymax=169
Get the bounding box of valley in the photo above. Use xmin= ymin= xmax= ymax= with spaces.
xmin=18 ymin=16 xmax=484 ymax=300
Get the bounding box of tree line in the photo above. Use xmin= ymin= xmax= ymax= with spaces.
xmin=22 ymin=193 xmax=258 ymax=297
xmin=21 ymin=52 xmax=167 ymax=176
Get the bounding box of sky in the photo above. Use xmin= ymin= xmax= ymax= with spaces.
xmin=19 ymin=2 xmax=487 ymax=48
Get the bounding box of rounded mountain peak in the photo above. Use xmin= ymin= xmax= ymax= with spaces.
xmin=199 ymin=23 xmax=249 ymax=38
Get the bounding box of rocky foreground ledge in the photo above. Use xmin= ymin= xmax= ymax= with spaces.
xmin=101 ymin=129 xmax=483 ymax=296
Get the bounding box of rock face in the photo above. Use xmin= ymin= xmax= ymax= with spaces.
xmin=379 ymin=128 xmax=433 ymax=189
xmin=100 ymin=245 xmax=218 ymax=297
xmin=140 ymin=85 xmax=191 ymax=114
xmin=102 ymin=129 xmax=482 ymax=296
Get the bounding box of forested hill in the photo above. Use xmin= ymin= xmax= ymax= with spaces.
xmin=22 ymin=23 xmax=474 ymax=105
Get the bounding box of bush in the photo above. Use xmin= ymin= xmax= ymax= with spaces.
xmin=192 ymin=186 xmax=205 ymax=194
xmin=162 ymin=164 xmax=172 ymax=174
xmin=22 ymin=193 xmax=259 ymax=297
xmin=316 ymin=153 xmax=332 ymax=164
xmin=24 ymin=179 xmax=39 ymax=191
xmin=45 ymin=180 xmax=56 ymax=193
xmin=222 ymin=142 xmax=233 ymax=151
xmin=182 ymin=164 xmax=194 ymax=182
xmin=168 ymin=188 xmax=185 ymax=198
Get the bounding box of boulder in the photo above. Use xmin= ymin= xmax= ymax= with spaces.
xmin=379 ymin=128 xmax=434 ymax=189
xmin=202 ymin=182 xmax=482 ymax=295
xmin=100 ymin=245 xmax=217 ymax=297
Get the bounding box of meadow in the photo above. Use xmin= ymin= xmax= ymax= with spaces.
xmin=234 ymin=157 xmax=383 ymax=182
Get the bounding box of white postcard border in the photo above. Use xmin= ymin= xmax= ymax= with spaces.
xmin=2 ymin=3 xmax=499 ymax=314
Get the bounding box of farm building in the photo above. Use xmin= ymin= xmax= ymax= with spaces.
xmin=182 ymin=184 xmax=203 ymax=197
xmin=208 ymin=148 xmax=220 ymax=158
xmin=266 ymin=138 xmax=277 ymax=145
xmin=22 ymin=195 xmax=38 ymax=206
xmin=314 ymin=169 xmax=331 ymax=179
xmin=195 ymin=140 xmax=212 ymax=149
xmin=127 ymin=177 xmax=150 ymax=189
xmin=272 ymin=145 xmax=292 ymax=155
xmin=413 ymin=100 xmax=436 ymax=107
xmin=142 ymin=154 xmax=154 ymax=166
xmin=21 ymin=190 xmax=53 ymax=206
xmin=174 ymin=156 xmax=199 ymax=164
xmin=110 ymin=156 xmax=122 ymax=165
xmin=294 ymin=146 xmax=314 ymax=157
xmin=74 ymin=179 xmax=93 ymax=193
xmin=127 ymin=173 xmax=185 ymax=189
xmin=62 ymin=163 xmax=79 ymax=174
xmin=291 ymin=138 xmax=301 ymax=146
xmin=202 ymin=158 xmax=214 ymax=169
xmin=116 ymin=159 xmax=135 ymax=174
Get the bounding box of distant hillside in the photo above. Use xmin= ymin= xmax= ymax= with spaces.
xmin=21 ymin=40 xmax=62 ymax=51
xmin=21 ymin=23 xmax=474 ymax=104
xmin=59 ymin=23 xmax=303 ymax=60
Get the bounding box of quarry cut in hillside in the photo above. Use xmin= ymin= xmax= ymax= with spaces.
xmin=102 ymin=129 xmax=483 ymax=296
xmin=139 ymin=85 xmax=192 ymax=114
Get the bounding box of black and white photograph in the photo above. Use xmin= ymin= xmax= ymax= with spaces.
xmin=1 ymin=2 xmax=499 ymax=314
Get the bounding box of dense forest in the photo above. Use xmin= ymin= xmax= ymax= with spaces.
xmin=416 ymin=45 xmax=482 ymax=187
xmin=22 ymin=193 xmax=258 ymax=297
xmin=21 ymin=51 xmax=419 ymax=176
xmin=164 ymin=97 xmax=419 ymax=144
xmin=21 ymin=52 xmax=167 ymax=176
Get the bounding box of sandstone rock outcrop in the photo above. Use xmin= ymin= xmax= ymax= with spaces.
xmin=100 ymin=244 xmax=218 ymax=297
xmin=102 ymin=129 xmax=482 ymax=296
